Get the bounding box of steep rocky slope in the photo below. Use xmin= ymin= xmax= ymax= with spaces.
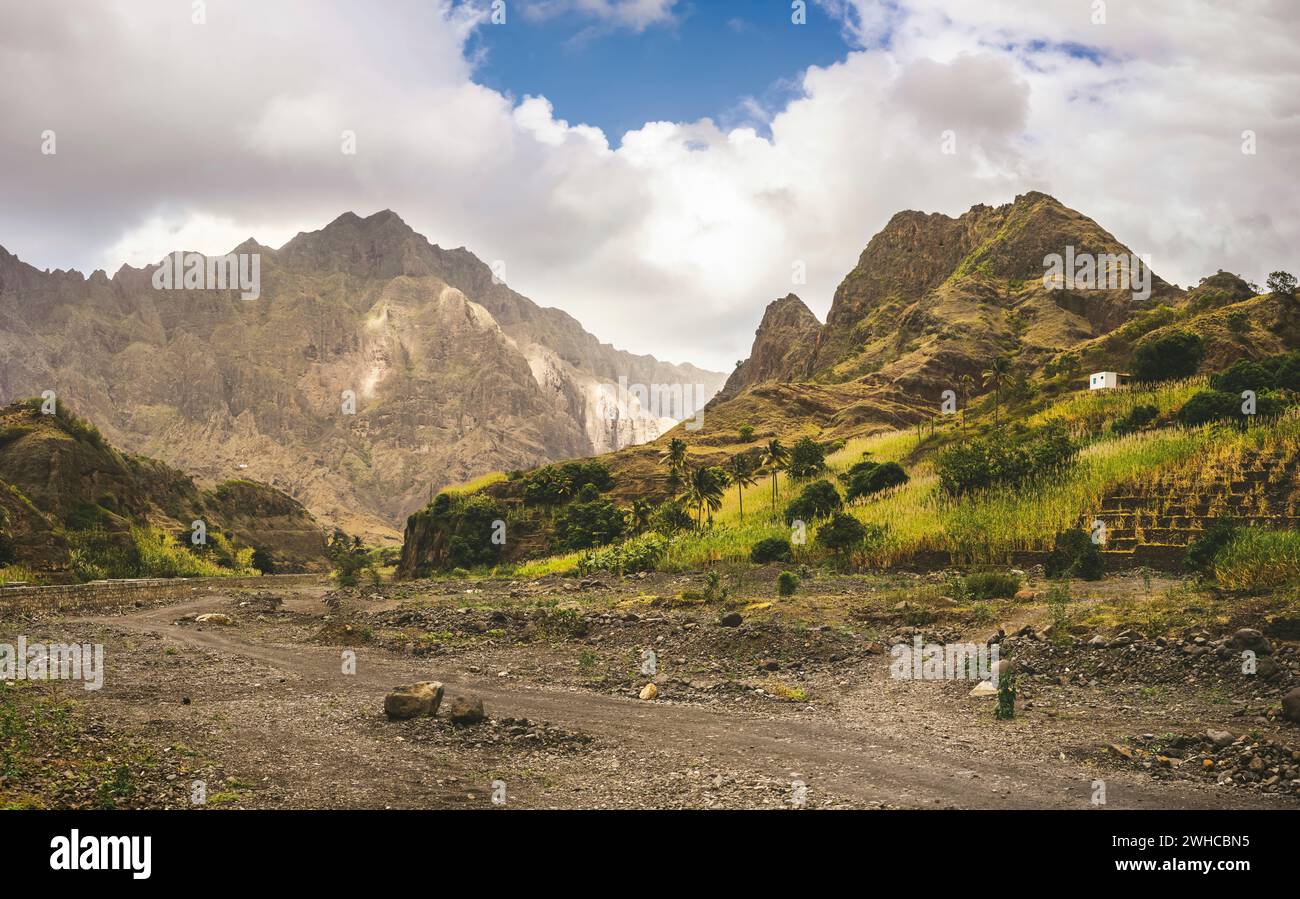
xmin=0 ymin=212 xmax=726 ymax=538
xmin=0 ymin=400 xmax=328 ymax=576
xmin=700 ymin=192 xmax=1186 ymax=439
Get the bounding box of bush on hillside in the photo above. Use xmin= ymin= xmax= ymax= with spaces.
xmin=786 ymin=437 xmax=827 ymax=479
xmin=845 ymin=460 xmax=909 ymax=502
xmin=1110 ymin=404 xmax=1159 ymax=436
xmin=1132 ymin=330 xmax=1204 ymax=382
xmin=750 ymin=537 xmax=793 ymax=564
xmin=963 ymin=571 xmax=1022 ymax=600
xmin=936 ymin=425 xmax=1076 ymax=496
xmin=784 ymin=479 xmax=842 ymax=525
xmin=1045 ymin=528 xmax=1104 ymax=581
xmin=1185 ymin=518 xmax=1238 ymax=575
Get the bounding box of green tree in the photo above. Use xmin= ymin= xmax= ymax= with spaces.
xmin=727 ymin=452 xmax=760 ymax=520
xmin=982 ymin=356 xmax=1011 ymax=426
xmin=684 ymin=466 xmax=729 ymax=528
xmin=659 ymin=437 xmax=688 ymax=495
xmin=762 ymin=438 xmax=790 ymax=517
xmin=629 ymin=499 xmax=652 ymax=535
xmin=1132 ymin=330 xmax=1204 ymax=382
xmin=787 ymin=436 xmax=826 ymax=480
xmin=1266 ymin=270 xmax=1297 ymax=300
xmin=738 ymin=424 xmax=755 ymax=442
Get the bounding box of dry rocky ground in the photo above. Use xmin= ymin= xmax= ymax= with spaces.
xmin=3 ymin=567 xmax=1299 ymax=810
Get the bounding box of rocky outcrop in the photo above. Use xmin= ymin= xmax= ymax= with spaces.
xmin=716 ymin=294 xmax=821 ymax=400
xmin=0 ymin=400 xmax=328 ymax=575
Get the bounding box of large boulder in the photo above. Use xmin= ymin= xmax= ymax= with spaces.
xmin=384 ymin=681 xmax=445 ymax=720
xmin=1228 ymin=628 xmax=1272 ymax=656
xmin=195 ymin=613 xmax=235 ymax=626
xmin=1283 ymin=687 xmax=1300 ymax=724
xmin=445 ymin=694 xmax=486 ymax=725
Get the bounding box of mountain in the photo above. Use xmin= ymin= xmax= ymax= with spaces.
xmin=0 ymin=400 xmax=328 ymax=578
xmin=395 ymin=193 xmax=1300 ymax=578
xmin=0 ymin=212 xmax=727 ymax=539
xmin=701 ymin=191 xmax=1186 ymax=438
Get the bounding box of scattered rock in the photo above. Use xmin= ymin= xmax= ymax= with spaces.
xmin=639 ymin=683 xmax=658 ymax=701
xmin=384 ymin=681 xmax=444 ymax=720
xmin=1013 ymin=589 xmax=1037 ymax=602
xmin=195 ymin=613 xmax=235 ymax=626
xmin=444 ymin=694 xmax=486 ymax=725
xmin=719 ymin=612 xmax=743 ymax=628
xmin=1283 ymin=687 xmax=1300 ymax=724
xmin=1206 ymin=729 xmax=1235 ymax=749
xmin=1229 ymin=628 xmax=1272 ymax=656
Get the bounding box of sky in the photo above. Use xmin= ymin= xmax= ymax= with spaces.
xmin=1 ymin=0 xmax=1297 ymax=372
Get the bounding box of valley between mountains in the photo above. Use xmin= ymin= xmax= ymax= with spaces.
xmin=3 ymin=192 xmax=1300 ymax=810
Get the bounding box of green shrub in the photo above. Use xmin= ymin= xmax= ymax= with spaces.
xmin=1132 ymin=330 xmax=1204 ymax=382
xmin=1185 ymin=518 xmax=1237 ymax=574
xmin=1213 ymin=529 xmax=1300 ymax=592
xmin=845 ymin=460 xmax=909 ymax=501
xmin=1111 ymin=404 xmax=1159 ymax=436
xmin=750 ymin=537 xmax=793 ymax=564
xmin=786 ymin=436 xmax=827 ymax=479
xmin=815 ymin=512 xmax=871 ymax=557
xmin=553 ymin=495 xmax=626 ymax=551
xmin=1210 ymin=360 xmax=1275 ymax=395
xmin=577 ymin=534 xmax=669 ymax=576
xmin=963 ymin=570 xmax=1021 ymax=600
xmin=936 ymin=425 xmax=1076 ymax=496
xmin=784 ymin=479 xmax=842 ymax=524
xmin=777 ymin=571 xmax=799 ymax=596
xmin=1045 ymin=528 xmax=1103 ymax=580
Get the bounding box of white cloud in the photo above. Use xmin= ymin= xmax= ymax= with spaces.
xmin=519 ymin=0 xmax=680 ymax=32
xmin=0 ymin=0 xmax=1296 ymax=372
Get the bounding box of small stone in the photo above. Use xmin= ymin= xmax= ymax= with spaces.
xmin=719 ymin=612 xmax=743 ymax=628
xmin=1206 ymin=730 xmax=1234 ymax=748
xmin=639 ymin=683 xmax=658 ymax=701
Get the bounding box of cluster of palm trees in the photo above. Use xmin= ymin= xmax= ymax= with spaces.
xmin=658 ymin=436 xmax=793 ymax=529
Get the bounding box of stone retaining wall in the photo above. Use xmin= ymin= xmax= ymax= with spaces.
xmin=0 ymin=573 xmax=323 ymax=617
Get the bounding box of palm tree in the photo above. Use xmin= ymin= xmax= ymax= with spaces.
xmin=762 ymin=438 xmax=789 ymax=518
xmin=629 ymin=499 xmax=652 ymax=534
xmin=727 ymin=453 xmax=760 ymax=520
xmin=982 ymin=356 xmax=1011 ymax=426
xmin=685 ymin=466 xmax=728 ymax=528
xmin=958 ymin=373 xmax=975 ymax=432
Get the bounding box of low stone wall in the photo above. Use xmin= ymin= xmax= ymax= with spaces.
xmin=0 ymin=573 xmax=323 ymax=617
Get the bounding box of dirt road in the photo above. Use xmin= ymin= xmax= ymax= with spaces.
xmin=54 ymin=582 xmax=1294 ymax=810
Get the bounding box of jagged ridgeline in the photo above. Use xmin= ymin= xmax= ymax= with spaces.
xmin=0 ymin=399 xmax=329 ymax=582
xmin=398 ymin=193 xmax=1300 ymax=577
xmin=0 ymin=211 xmax=727 ymax=542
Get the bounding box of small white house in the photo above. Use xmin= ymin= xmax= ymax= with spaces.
xmin=1088 ymin=371 xmax=1130 ymax=390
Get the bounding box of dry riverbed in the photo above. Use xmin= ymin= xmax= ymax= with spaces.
xmin=3 ymin=568 xmax=1298 ymax=809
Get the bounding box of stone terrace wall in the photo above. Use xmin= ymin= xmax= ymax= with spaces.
xmin=0 ymin=573 xmax=323 ymax=618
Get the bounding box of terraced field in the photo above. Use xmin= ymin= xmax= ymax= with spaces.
xmin=1085 ymin=443 xmax=1300 ymax=567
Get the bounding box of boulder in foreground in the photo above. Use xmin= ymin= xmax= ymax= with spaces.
xmin=384 ymin=681 xmax=445 ymax=720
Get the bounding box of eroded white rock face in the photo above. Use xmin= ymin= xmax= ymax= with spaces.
xmin=522 ymin=343 xmax=680 ymax=455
